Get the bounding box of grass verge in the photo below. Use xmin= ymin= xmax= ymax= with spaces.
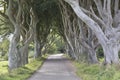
xmin=73 ymin=62 xmax=120 ymax=80
xmin=0 ymin=57 xmax=46 ymax=80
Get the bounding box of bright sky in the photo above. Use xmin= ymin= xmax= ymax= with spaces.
xmin=0 ymin=7 xmax=3 ymax=10
xmin=0 ymin=34 xmax=13 ymax=42
xmin=0 ymin=36 xmax=3 ymax=42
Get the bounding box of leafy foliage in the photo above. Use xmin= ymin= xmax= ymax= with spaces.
xmin=0 ymin=38 xmax=9 ymax=60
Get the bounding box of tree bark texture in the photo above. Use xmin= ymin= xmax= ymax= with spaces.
xmin=64 ymin=0 xmax=120 ymax=64
xmin=59 ymin=0 xmax=99 ymax=63
xmin=7 ymin=0 xmax=38 ymax=70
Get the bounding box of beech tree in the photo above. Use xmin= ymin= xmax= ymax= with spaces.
xmin=6 ymin=0 xmax=62 ymax=70
xmin=33 ymin=0 xmax=61 ymax=58
xmin=7 ymin=0 xmax=38 ymax=70
xmin=59 ymin=0 xmax=99 ymax=63
xmin=4 ymin=0 xmax=120 ymax=71
xmin=64 ymin=0 xmax=120 ymax=64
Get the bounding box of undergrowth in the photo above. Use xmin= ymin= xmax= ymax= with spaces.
xmin=74 ymin=62 xmax=120 ymax=80
xmin=0 ymin=57 xmax=46 ymax=80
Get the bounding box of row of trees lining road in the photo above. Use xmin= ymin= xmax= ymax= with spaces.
xmin=62 ymin=0 xmax=120 ymax=64
xmin=59 ymin=1 xmax=98 ymax=63
xmin=0 ymin=0 xmax=120 ymax=70
xmin=5 ymin=0 xmax=63 ymax=70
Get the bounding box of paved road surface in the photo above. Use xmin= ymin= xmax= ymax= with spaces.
xmin=28 ymin=54 xmax=80 ymax=80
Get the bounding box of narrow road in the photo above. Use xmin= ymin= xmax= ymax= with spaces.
xmin=28 ymin=54 xmax=80 ymax=80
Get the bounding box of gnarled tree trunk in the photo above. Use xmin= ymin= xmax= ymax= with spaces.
xmin=7 ymin=0 xmax=38 ymax=70
xmin=8 ymin=24 xmax=21 ymax=69
xmin=64 ymin=0 xmax=120 ymax=64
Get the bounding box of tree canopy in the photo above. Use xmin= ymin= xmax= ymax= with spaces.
xmin=0 ymin=0 xmax=120 ymax=70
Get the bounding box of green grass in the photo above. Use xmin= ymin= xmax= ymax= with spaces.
xmin=0 ymin=57 xmax=46 ymax=80
xmin=74 ymin=62 xmax=120 ymax=80
xmin=0 ymin=61 xmax=8 ymax=74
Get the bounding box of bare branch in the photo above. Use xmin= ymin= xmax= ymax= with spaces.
xmin=93 ymin=0 xmax=103 ymax=19
xmin=81 ymin=7 xmax=106 ymax=29
xmin=107 ymin=0 xmax=112 ymax=17
xmin=7 ymin=0 xmax=16 ymax=26
xmin=114 ymin=0 xmax=119 ymax=13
